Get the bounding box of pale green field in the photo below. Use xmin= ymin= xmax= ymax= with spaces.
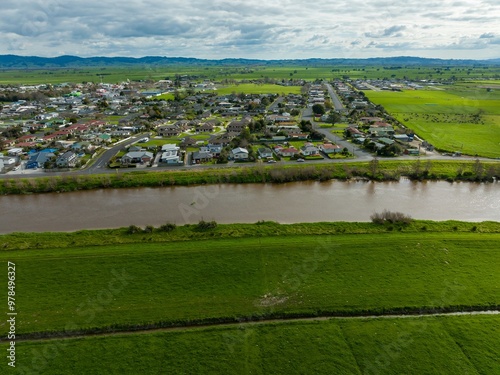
xmin=366 ymin=87 xmax=500 ymax=158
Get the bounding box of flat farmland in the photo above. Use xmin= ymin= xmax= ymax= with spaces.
xmin=366 ymin=86 xmax=500 ymax=158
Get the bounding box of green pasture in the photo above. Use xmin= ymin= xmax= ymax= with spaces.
xmin=1 ymin=231 xmax=499 ymax=335
xmin=5 ymin=315 xmax=499 ymax=374
xmin=366 ymin=87 xmax=500 ymax=157
xmin=2 ymin=65 xmax=499 ymax=85
xmin=215 ymin=83 xmax=301 ymax=95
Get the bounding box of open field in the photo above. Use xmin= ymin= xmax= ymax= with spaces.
xmin=365 ymin=86 xmax=500 ymax=158
xmin=1 ymin=65 xmax=500 ymax=85
xmin=1 ymin=230 xmax=499 ymax=335
xmin=215 ymin=83 xmax=301 ymax=95
xmin=2 ymin=310 xmax=499 ymax=374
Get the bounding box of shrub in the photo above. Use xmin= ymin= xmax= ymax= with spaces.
xmin=143 ymin=225 xmax=155 ymax=233
xmin=159 ymin=223 xmax=177 ymax=232
xmin=126 ymin=225 xmax=142 ymax=234
xmin=197 ymin=220 xmax=217 ymax=230
xmin=370 ymin=210 xmax=413 ymax=225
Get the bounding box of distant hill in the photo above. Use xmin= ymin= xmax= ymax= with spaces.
xmin=0 ymin=54 xmax=499 ymax=69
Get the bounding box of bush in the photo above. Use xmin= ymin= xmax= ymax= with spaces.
xmin=370 ymin=210 xmax=413 ymax=225
xmin=126 ymin=225 xmax=142 ymax=234
xmin=143 ymin=225 xmax=155 ymax=233
xmin=159 ymin=223 xmax=177 ymax=232
xmin=197 ymin=220 xmax=217 ymax=230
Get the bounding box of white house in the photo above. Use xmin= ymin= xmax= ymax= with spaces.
xmin=160 ymin=144 xmax=181 ymax=164
xmin=230 ymin=147 xmax=249 ymax=160
xmin=300 ymin=143 xmax=320 ymax=156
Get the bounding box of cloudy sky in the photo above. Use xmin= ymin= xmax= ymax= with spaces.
xmin=2 ymin=0 xmax=500 ymax=60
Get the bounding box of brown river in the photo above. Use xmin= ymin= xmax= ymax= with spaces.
xmin=0 ymin=179 xmax=499 ymax=233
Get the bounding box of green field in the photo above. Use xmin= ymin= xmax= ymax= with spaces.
xmin=1 ymin=223 xmax=499 ymax=373
xmin=1 ymin=230 xmax=499 ymax=335
xmin=2 ymin=65 xmax=499 ymax=85
xmin=3 ymin=315 xmax=498 ymax=374
xmin=215 ymin=83 xmax=301 ymax=95
xmin=365 ymin=85 xmax=500 ymax=158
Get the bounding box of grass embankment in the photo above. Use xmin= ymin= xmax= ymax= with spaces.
xmin=1 ymin=223 xmax=499 ymax=337
xmin=1 ymin=159 xmax=499 ymax=195
xmin=4 ymin=315 xmax=498 ymax=374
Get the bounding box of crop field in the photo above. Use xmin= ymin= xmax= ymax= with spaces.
xmin=1 ymin=231 xmax=499 ymax=335
xmin=365 ymin=85 xmax=500 ymax=158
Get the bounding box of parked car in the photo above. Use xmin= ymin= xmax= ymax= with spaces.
xmin=297 ymin=158 xmax=305 ymax=162
xmin=267 ymin=159 xmax=277 ymax=163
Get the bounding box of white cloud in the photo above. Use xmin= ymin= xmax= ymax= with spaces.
xmin=0 ymin=0 xmax=499 ymax=59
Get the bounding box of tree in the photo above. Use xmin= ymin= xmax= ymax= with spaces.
xmin=328 ymin=112 xmax=341 ymax=125
xmin=312 ymin=104 xmax=325 ymax=116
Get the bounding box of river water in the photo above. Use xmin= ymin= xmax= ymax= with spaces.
xmin=0 ymin=179 xmax=499 ymax=233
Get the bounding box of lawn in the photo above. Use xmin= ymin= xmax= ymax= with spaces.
xmin=5 ymin=315 xmax=499 ymax=374
xmin=365 ymin=87 xmax=500 ymax=158
xmin=1 ymin=232 xmax=499 ymax=335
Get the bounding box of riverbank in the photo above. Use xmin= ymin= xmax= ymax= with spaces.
xmin=1 ymin=159 xmax=499 ymax=195
xmin=2 ymin=220 xmax=499 ymax=250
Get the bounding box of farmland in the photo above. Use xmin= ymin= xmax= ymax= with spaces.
xmin=0 ymin=224 xmax=499 ymax=374
xmin=365 ymin=83 xmax=500 ymax=158
xmin=1 ymin=65 xmax=500 ymax=85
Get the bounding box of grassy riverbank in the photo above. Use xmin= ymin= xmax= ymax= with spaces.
xmin=2 ymin=222 xmax=499 ymax=374
xmin=1 ymin=159 xmax=499 ymax=195
xmin=1 ymin=223 xmax=499 ymax=336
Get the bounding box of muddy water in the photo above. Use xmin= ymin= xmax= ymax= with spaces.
xmin=0 ymin=179 xmax=498 ymax=233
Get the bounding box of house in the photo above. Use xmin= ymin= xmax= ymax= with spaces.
xmin=369 ymin=126 xmax=395 ymax=138
xmin=121 ymin=151 xmax=154 ymax=165
xmin=394 ymin=134 xmax=411 ymax=142
xmin=1 ymin=156 xmax=17 ymax=167
xmin=56 ymin=151 xmax=78 ymax=168
xmin=378 ymin=137 xmax=395 ymax=146
xmin=201 ymin=144 xmax=222 ymax=156
xmin=230 ymin=147 xmax=249 ymax=160
xmin=7 ymin=148 xmax=23 ymax=157
xmin=258 ymin=147 xmax=273 ymax=159
xmin=158 ymin=125 xmax=180 ymax=137
xmin=192 ymin=151 xmax=212 ymax=164
xmin=128 ymin=145 xmax=144 ymax=152
xmin=197 ymin=123 xmax=215 ymax=133
xmin=26 ymin=152 xmax=55 ymax=169
xmin=277 ymin=147 xmax=299 ymax=157
xmin=320 ymin=143 xmax=343 ymax=154
xmin=345 ymin=127 xmax=363 ymax=138
xmin=300 ymin=143 xmax=320 ymax=156
xmin=160 ymin=144 xmax=181 ymax=164
xmin=227 ymin=120 xmax=247 ymax=133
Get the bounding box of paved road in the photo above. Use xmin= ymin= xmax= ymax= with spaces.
xmin=86 ymin=133 xmax=149 ymax=173
xmin=325 ymin=83 xmax=345 ymax=111
xmin=301 ymin=106 xmax=371 ymax=160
